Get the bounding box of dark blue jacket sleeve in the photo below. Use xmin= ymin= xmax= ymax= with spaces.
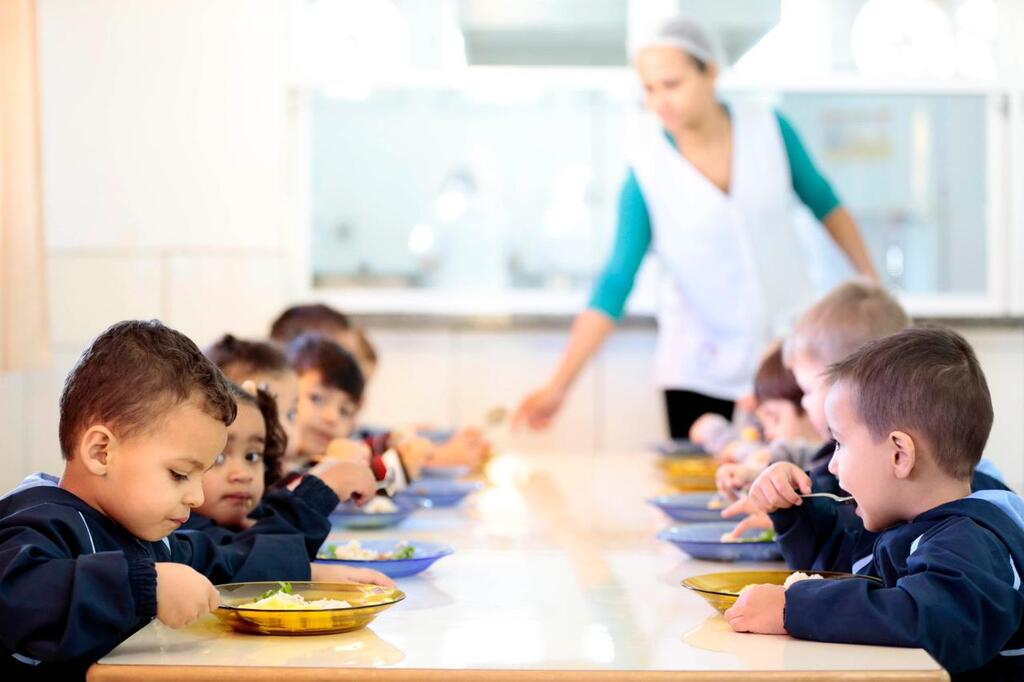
xmin=170 ymin=529 xmax=311 ymax=584
xmin=244 ymin=475 xmax=338 ymax=559
xmin=784 ymin=518 xmax=1024 ymax=674
xmin=771 ymin=498 xmax=874 ymax=572
xmin=0 ymin=523 xmax=155 ymax=663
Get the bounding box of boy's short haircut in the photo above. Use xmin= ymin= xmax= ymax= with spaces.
xmin=286 ymin=333 xmax=365 ymax=404
xmin=205 ymin=334 xmax=290 ymax=383
xmin=826 ymin=326 xmax=992 ymax=480
xmin=783 ymin=279 xmax=910 ymax=366
xmin=754 ymin=344 xmax=803 ymax=412
xmin=228 ymin=382 xmax=286 ymax=487
xmin=58 ymin=320 xmax=236 ymax=460
xmin=269 ymin=304 xmax=351 ymax=344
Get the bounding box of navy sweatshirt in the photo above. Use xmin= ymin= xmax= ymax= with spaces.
xmin=776 ymin=444 xmax=1013 ymax=575
xmin=780 ymin=490 xmax=1024 ymax=680
xmin=0 ymin=474 xmax=310 ymax=679
xmin=181 ymin=474 xmax=339 ymax=559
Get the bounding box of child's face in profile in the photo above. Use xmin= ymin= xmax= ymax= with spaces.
xmin=296 ymin=370 xmax=359 ymax=457
xmin=825 ymin=381 xmax=899 ymax=532
xmin=249 ymin=369 xmax=299 ymax=461
xmin=755 ymin=399 xmax=808 ymax=442
xmin=788 ymin=353 xmax=830 ymax=439
xmin=94 ymin=400 xmax=226 ymax=541
xmin=195 ymin=401 xmax=266 ymax=527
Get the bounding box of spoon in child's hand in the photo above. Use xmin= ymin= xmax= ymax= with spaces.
xmin=800 ymin=492 xmax=855 ymax=503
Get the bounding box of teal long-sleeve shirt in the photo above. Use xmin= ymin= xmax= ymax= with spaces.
xmin=589 ymin=111 xmax=841 ymax=320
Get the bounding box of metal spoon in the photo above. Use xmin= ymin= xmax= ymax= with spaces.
xmin=800 ymin=492 xmax=855 ymax=503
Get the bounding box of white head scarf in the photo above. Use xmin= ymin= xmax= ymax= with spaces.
xmin=630 ymin=15 xmax=718 ymax=65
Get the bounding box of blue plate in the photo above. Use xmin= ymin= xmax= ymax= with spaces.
xmin=397 ymin=479 xmax=483 ymax=508
xmin=316 ymin=540 xmax=454 ymax=578
xmin=658 ymin=522 xmax=782 ymax=562
xmin=647 ymin=493 xmax=728 ymax=523
xmin=420 ymin=465 xmax=471 ymax=479
xmin=654 ymin=439 xmax=707 ymax=457
xmin=417 ymin=427 xmax=456 ymax=444
xmin=329 ymin=497 xmax=420 ymax=530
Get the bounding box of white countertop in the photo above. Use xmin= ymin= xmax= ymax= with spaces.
xmin=91 ymin=451 xmax=947 ymax=681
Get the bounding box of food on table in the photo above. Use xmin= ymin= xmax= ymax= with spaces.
xmin=719 ymin=529 xmax=776 ymax=543
xmin=235 ymin=582 xmax=352 ymax=610
xmin=737 ymin=571 xmax=825 ymax=597
xmin=362 ymin=496 xmax=399 ymax=514
xmin=783 ymin=571 xmax=824 ymax=589
xmin=705 ymin=495 xmax=725 ymax=510
xmin=322 ymin=540 xmax=416 ymax=560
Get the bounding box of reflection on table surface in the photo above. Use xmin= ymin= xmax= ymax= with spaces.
xmin=92 ymin=451 xmax=946 ymax=680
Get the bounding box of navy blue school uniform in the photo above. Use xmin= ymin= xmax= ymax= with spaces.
xmin=182 ymin=474 xmax=339 ymax=558
xmin=779 ymin=490 xmax=1024 ymax=680
xmin=0 ymin=474 xmax=310 ymax=679
xmin=778 ymin=443 xmax=1014 ymax=574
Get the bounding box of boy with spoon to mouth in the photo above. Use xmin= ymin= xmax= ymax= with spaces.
xmin=724 ymin=327 xmax=1024 ymax=680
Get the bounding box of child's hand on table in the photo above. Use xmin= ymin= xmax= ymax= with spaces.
xmin=323 ymin=438 xmax=372 ymax=466
xmin=716 ymin=464 xmax=755 ymax=500
xmin=688 ymin=413 xmax=721 ymax=445
xmin=718 ymin=495 xmax=774 ymax=541
xmin=746 ymin=462 xmax=811 ymax=513
xmin=724 ymin=584 xmax=787 ymax=635
xmin=394 ymin=435 xmax=435 ymax=479
xmin=433 ymin=427 xmax=489 ymax=469
xmin=310 ymin=562 xmax=395 ymax=587
xmin=303 ymin=460 xmax=376 ymax=506
xmin=155 ymin=563 xmax=220 ymax=628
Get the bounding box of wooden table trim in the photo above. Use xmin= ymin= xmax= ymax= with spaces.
xmin=87 ymin=664 xmax=950 ymax=682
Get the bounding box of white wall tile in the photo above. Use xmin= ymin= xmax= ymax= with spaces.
xmin=39 ymin=0 xmax=287 ymax=251
xmin=49 ymin=253 xmax=163 ymax=347
xmin=0 ymin=372 xmax=29 ymax=492
xmin=452 ymin=330 xmax=599 ymax=454
xmin=959 ymin=327 xmax=1024 ymax=490
xmin=166 ymin=253 xmax=289 ymax=348
xmin=24 ymin=350 xmax=81 ymax=476
xmin=358 ymin=330 xmax=455 ymax=430
xmin=595 ymin=329 xmax=666 ymax=451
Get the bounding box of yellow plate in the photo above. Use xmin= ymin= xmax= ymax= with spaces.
xmin=214 ymin=582 xmax=405 ymax=635
xmin=658 ymin=456 xmax=718 ymax=491
xmin=682 ymin=570 xmax=881 ymax=614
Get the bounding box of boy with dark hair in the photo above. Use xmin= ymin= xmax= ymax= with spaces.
xmin=728 ymin=327 xmax=1024 ymax=679
xmin=0 ymin=321 xmax=311 ymax=678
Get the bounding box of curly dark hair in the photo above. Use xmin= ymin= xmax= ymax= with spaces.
xmin=205 ymin=334 xmax=290 ymax=382
xmin=227 ymin=382 xmax=286 ymax=488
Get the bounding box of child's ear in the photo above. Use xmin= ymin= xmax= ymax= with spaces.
xmin=889 ymin=430 xmax=917 ymax=479
xmin=78 ymin=426 xmax=117 ymax=476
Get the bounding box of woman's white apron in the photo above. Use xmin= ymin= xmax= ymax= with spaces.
xmin=629 ymin=105 xmax=814 ymax=399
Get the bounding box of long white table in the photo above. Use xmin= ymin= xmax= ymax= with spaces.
xmin=89 ymin=451 xmax=948 ymax=681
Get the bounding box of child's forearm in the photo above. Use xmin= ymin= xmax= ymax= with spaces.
xmin=0 ymin=547 xmax=153 ymax=663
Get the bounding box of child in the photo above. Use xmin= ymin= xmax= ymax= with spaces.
xmin=204 ymin=334 xmax=377 ymax=484
xmin=287 ymin=333 xmax=432 ymax=488
xmin=288 ymin=333 xmax=367 ymax=460
xmin=187 ymin=382 xmax=391 ymax=586
xmin=271 ymin=303 xmax=489 ymax=468
xmin=725 ymin=327 xmax=1024 ymax=680
xmin=0 ymin=320 xmax=312 ymax=678
xmin=724 ymin=281 xmax=1009 ymax=557
xmin=714 ymin=345 xmax=824 ymax=500
xmin=205 ymin=334 xmax=300 ymax=457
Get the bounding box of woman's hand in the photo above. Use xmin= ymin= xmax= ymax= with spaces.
xmin=512 ymin=383 xmax=567 ymax=431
